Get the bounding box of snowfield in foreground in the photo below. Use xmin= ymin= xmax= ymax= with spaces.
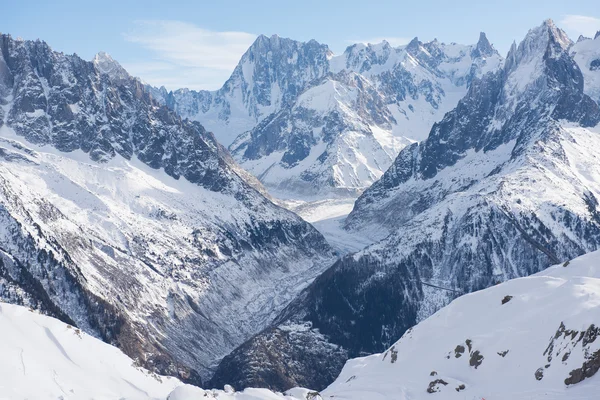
xmin=0 ymin=301 xmax=319 ymax=400
xmin=322 ymin=250 xmax=600 ymax=400
xmin=0 ymin=302 xmax=179 ymax=399
xmin=2 ymin=249 xmax=599 ymax=399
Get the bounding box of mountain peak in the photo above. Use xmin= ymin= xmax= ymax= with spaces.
xmin=472 ymin=31 xmax=496 ymax=58
xmin=595 ymin=31 xmax=600 ymax=40
xmin=92 ymin=51 xmax=129 ymax=80
xmin=542 ymin=18 xmax=556 ymax=28
xmin=505 ymin=20 xmax=572 ymax=74
xmin=406 ymin=37 xmax=421 ymax=53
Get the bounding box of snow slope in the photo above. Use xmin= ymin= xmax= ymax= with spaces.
xmin=571 ymin=33 xmax=600 ymax=104
xmin=0 ymin=302 xmax=180 ymax=399
xmin=323 ymin=250 xmax=600 ymax=400
xmin=0 ymin=301 xmax=325 ymax=400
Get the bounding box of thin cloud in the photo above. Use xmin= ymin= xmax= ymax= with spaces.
xmin=559 ymin=15 xmax=600 ymax=39
xmin=346 ymin=37 xmax=411 ymax=47
xmin=123 ymin=20 xmax=257 ymax=90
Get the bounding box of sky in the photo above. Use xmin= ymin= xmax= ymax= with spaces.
xmin=2 ymin=0 xmax=600 ymax=91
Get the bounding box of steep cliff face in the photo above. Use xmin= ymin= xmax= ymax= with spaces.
xmin=0 ymin=34 xmax=335 ymax=382
xmin=210 ymin=20 xmax=600 ymax=391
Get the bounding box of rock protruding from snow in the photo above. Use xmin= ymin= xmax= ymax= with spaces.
xmin=322 ymin=251 xmax=600 ymax=399
xmin=471 ymin=32 xmax=496 ymax=58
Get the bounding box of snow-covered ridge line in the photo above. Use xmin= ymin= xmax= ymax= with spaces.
xmin=323 ymin=249 xmax=600 ymax=399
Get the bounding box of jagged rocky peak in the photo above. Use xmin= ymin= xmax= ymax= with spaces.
xmin=471 ymin=31 xmax=496 ymax=58
xmin=595 ymin=30 xmax=600 ymax=40
xmin=577 ymin=34 xmax=590 ymax=43
xmin=226 ymin=33 xmax=332 ymax=103
xmin=506 ymin=19 xmax=572 ymax=72
xmin=92 ymin=51 xmax=128 ymax=80
xmin=341 ymin=40 xmax=394 ymax=72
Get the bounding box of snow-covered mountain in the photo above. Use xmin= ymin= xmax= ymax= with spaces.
xmin=0 ymin=33 xmax=335 ymax=382
xmin=149 ymin=35 xmax=332 ymax=147
xmin=322 ymin=250 xmax=600 ymax=400
xmin=153 ymin=33 xmax=502 ymax=198
xmin=571 ymin=31 xmax=600 ymax=104
xmin=209 ymin=20 xmax=600 ymax=391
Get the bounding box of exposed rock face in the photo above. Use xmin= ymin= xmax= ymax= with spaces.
xmin=209 ymin=321 xmax=348 ymax=391
xmin=211 ymin=20 xmax=600 ymax=391
xmin=0 ymin=34 xmax=335 ymax=382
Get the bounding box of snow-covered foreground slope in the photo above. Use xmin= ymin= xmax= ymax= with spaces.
xmin=0 ymin=301 xmax=324 ymax=400
xmin=323 ymin=251 xmax=600 ymax=400
xmin=0 ymin=302 xmax=180 ymax=399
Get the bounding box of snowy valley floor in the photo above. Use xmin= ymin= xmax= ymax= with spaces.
xmin=272 ymin=194 xmax=378 ymax=255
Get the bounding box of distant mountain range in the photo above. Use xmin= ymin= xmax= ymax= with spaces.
xmin=150 ymin=32 xmax=502 ymax=197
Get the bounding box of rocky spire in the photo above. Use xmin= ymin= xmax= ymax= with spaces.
xmin=471 ymin=32 xmax=497 ymax=58
xmin=405 ymin=37 xmax=421 ymax=53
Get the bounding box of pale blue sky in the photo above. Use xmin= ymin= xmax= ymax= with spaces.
xmin=2 ymin=0 xmax=600 ymax=90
